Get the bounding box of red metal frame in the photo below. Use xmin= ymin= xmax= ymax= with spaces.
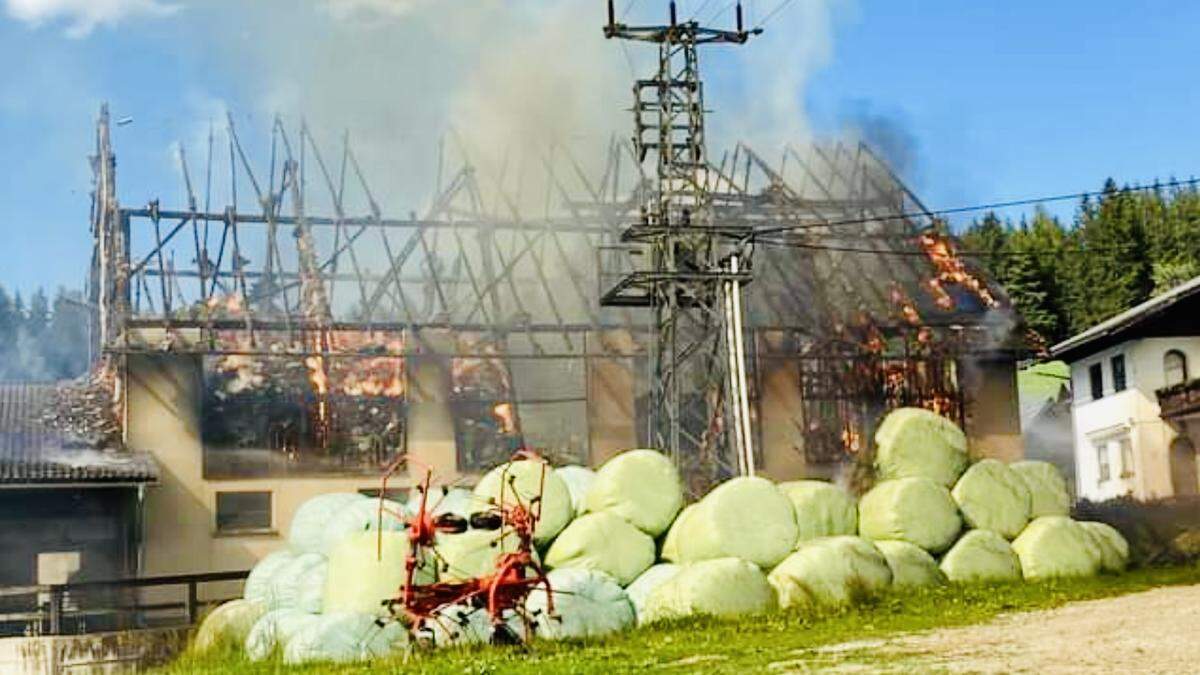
xmin=378 ymin=450 xmax=554 ymax=644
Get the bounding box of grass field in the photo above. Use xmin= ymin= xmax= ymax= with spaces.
xmin=162 ymin=564 xmax=1200 ymax=674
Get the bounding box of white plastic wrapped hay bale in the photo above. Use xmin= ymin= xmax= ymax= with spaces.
xmin=242 ymin=550 xmax=296 ymax=605
xmin=555 ymin=465 xmax=597 ymax=516
xmin=873 ymin=540 xmax=945 ymax=588
xmin=641 ymin=557 xmax=776 ymax=623
xmin=767 ymin=536 xmax=892 ymax=609
xmin=193 ymin=599 xmax=266 ymax=653
xmin=415 ymin=604 xmax=495 ymax=647
xmin=858 ymin=477 xmax=962 ymax=553
xmin=778 ymin=480 xmax=858 ymax=544
xmin=282 ymin=612 xmax=409 ymax=664
xmin=675 ymin=476 xmax=798 ymax=569
xmin=244 ymin=609 xmax=322 ymax=661
xmin=474 ymin=459 xmax=573 ymax=544
xmin=951 ymin=459 xmax=1032 ymax=539
xmin=938 ymin=529 xmax=1022 ymax=583
xmin=1010 ymin=461 xmax=1071 ymax=518
xmin=659 ymin=503 xmax=696 ymax=563
xmin=263 ymin=552 xmax=328 ymax=614
xmin=874 ymin=407 xmax=969 ymax=487
xmin=1079 ymin=521 xmax=1130 ymax=572
xmin=436 ymin=529 xmax=538 ymax=582
xmin=406 ymin=486 xmax=476 ymax=521
xmin=544 ymin=511 xmax=656 ymax=585
xmin=323 ymin=531 xmax=434 ymax=616
xmin=1012 ymin=516 xmax=1101 ymax=580
xmin=523 ymin=568 xmax=635 ymax=640
xmin=289 ymin=493 xmax=366 ymax=554
xmin=584 ymin=449 xmax=683 ymax=537
xmin=624 ymin=564 xmax=680 ymax=622
xmin=319 ymin=498 xmax=408 ymax=554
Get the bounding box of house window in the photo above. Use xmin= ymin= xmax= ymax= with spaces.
xmin=1111 ymin=355 xmax=1127 ymax=392
xmin=1119 ymin=437 xmax=1135 ymax=478
xmin=216 ymin=491 xmax=272 ymax=533
xmin=1096 ymin=442 xmax=1111 ymax=482
xmin=1089 ymin=363 xmax=1104 ymax=400
xmin=1165 ymin=350 xmax=1188 ymax=386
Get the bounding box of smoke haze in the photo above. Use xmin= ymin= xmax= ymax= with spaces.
xmin=48 ymin=0 xmax=848 ymax=215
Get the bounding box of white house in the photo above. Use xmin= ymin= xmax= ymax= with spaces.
xmin=1051 ymin=276 xmax=1200 ymax=501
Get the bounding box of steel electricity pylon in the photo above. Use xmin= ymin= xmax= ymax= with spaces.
xmin=601 ymin=1 xmax=760 ymax=489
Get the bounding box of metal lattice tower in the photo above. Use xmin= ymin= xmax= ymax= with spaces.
xmin=601 ymin=1 xmax=760 ymax=488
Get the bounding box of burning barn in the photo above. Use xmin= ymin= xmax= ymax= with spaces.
xmin=85 ymin=103 xmax=1025 ymax=575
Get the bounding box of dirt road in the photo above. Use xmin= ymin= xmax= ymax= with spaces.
xmin=775 ymin=584 xmax=1200 ymax=673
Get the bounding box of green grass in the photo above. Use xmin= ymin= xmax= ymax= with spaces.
xmin=162 ymin=565 xmax=1200 ymax=674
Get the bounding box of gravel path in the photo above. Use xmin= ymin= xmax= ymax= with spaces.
xmin=774 ymin=584 xmax=1200 ymax=674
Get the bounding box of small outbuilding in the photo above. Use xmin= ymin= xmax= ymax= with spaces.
xmin=0 ymin=383 xmax=158 ymax=635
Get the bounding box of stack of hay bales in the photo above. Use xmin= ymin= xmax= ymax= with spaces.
xmin=195 ymin=407 xmax=1130 ymax=665
xmin=194 ymin=492 xmax=412 ymax=662
xmin=855 ymin=407 xmax=1127 ymax=585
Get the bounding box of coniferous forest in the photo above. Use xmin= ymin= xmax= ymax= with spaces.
xmin=960 ymin=179 xmax=1200 ymax=347
xmin=0 ymin=286 xmax=91 ymax=381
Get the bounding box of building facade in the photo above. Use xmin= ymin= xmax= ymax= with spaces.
xmin=0 ymin=383 xmax=158 ymax=635
xmin=1052 ymin=277 xmax=1200 ymax=501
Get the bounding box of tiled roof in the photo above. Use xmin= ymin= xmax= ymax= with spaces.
xmin=0 ymin=382 xmax=158 ymax=485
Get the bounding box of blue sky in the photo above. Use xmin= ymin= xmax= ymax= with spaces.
xmin=2 ymin=0 xmax=1199 ymax=296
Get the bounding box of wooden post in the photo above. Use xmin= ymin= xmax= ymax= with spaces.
xmin=185 ymin=580 xmax=199 ymax=625
xmin=48 ymin=585 xmax=63 ymax=635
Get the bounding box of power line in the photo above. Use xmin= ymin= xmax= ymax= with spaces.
xmin=757 ymin=0 xmax=796 ymax=27
xmin=689 ymin=0 xmax=717 ymax=21
xmin=706 ymin=1 xmax=737 ymax=24
xmin=751 ymin=239 xmax=1145 ymax=258
xmin=744 ymin=176 xmax=1200 ymax=241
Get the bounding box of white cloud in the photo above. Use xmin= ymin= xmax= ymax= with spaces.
xmin=4 ymin=0 xmax=178 ymax=37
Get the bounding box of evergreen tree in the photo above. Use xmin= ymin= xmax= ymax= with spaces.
xmin=960 ymin=211 xmax=1009 ymax=281
xmin=1003 ymin=218 xmax=1058 ymax=342
xmin=47 ymin=288 xmax=90 ymax=379
xmin=26 ymin=288 xmax=50 ymax=338
xmin=1064 ymin=179 xmax=1155 ymax=333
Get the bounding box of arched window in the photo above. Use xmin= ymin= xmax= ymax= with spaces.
xmin=1165 ymin=350 xmax=1189 ymax=387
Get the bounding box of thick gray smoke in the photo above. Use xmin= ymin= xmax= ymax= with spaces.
xmin=171 ymin=0 xmax=846 ymax=214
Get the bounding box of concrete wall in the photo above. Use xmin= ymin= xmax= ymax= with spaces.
xmin=1068 ymin=337 xmax=1200 ymax=500
xmin=0 ymin=627 xmax=187 ymax=675
xmin=756 ymin=357 xmax=807 ymax=482
xmin=124 ymin=353 xmax=442 ymax=576
xmin=960 ymin=356 xmax=1025 ymax=463
xmin=124 ymin=331 xmax=1026 ymax=572
xmin=586 ymin=331 xmax=639 ymax=465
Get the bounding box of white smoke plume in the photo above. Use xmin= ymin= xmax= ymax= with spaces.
xmin=171 ymin=0 xmax=846 ymax=214
xmin=8 ymin=0 xmax=847 ymax=214
xmin=4 ymin=0 xmax=177 ymax=38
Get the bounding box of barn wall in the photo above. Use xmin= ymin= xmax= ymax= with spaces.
xmin=123 ymin=353 xmax=430 ymax=576
xmin=757 ymin=358 xmax=807 ymax=482
xmin=960 ymin=355 xmax=1025 ymax=462
xmin=587 ymin=331 xmax=640 ymax=465
xmin=0 ymin=488 xmax=137 ymax=586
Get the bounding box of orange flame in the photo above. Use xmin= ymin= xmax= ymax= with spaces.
xmin=917 ymin=231 xmax=998 ymax=310
xmin=841 ymin=424 xmax=862 ymax=454
xmin=205 ymin=293 xmax=245 ymax=315
xmin=889 ymin=285 xmax=922 ymax=326
xmin=493 ymin=402 xmax=518 ymax=435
